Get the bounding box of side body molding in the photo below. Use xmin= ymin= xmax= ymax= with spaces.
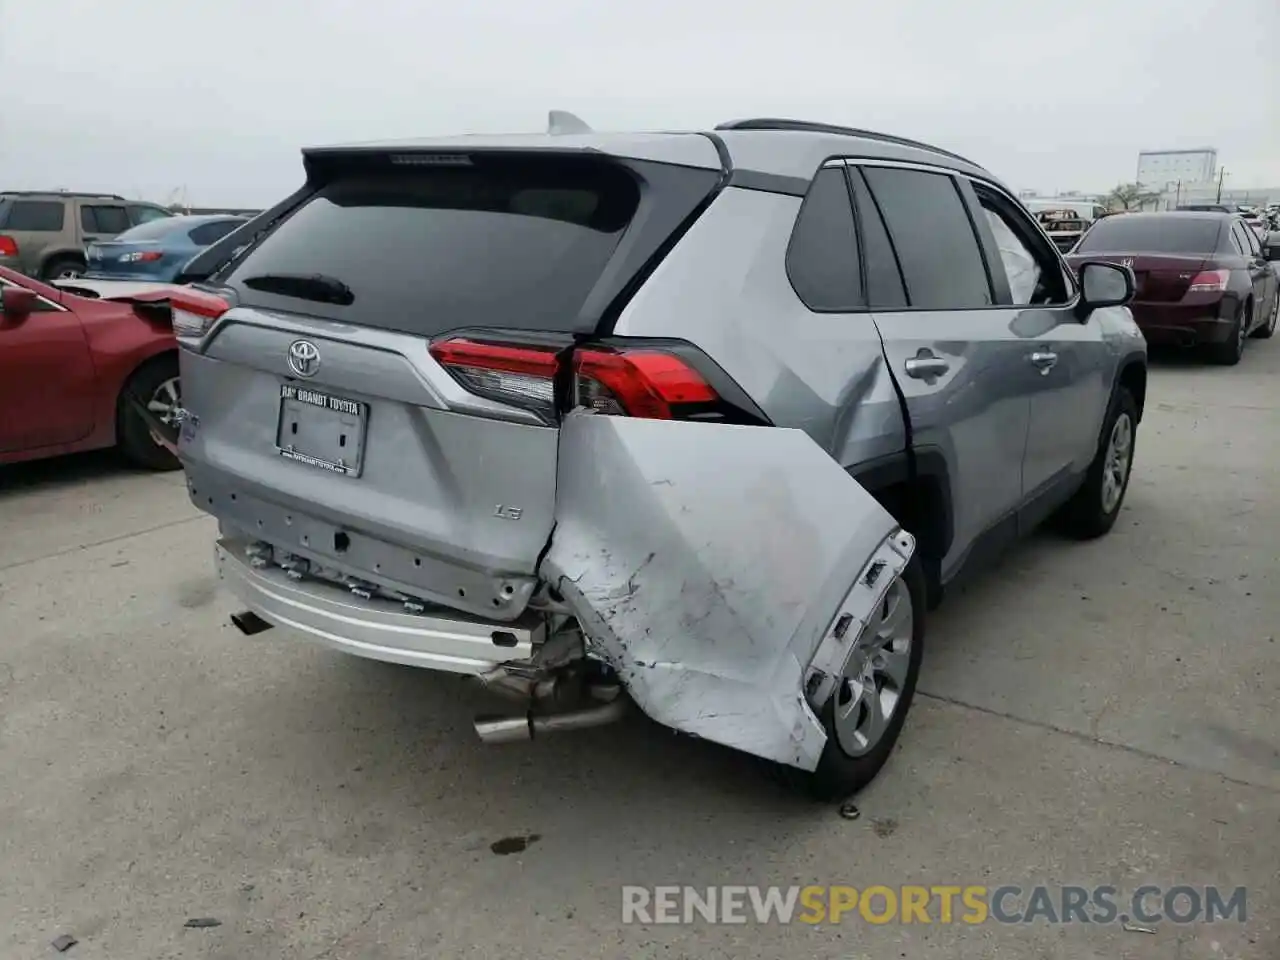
xmin=539 ymin=412 xmax=914 ymax=771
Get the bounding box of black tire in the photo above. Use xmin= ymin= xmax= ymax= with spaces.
xmin=1250 ymin=293 xmax=1277 ymax=339
xmin=1054 ymin=387 xmax=1138 ymax=540
xmin=40 ymin=256 xmax=86 ymax=282
xmin=800 ymin=554 xmax=927 ymax=801
xmin=1206 ymin=304 xmax=1247 ymax=365
xmin=117 ymin=354 xmax=182 ymax=471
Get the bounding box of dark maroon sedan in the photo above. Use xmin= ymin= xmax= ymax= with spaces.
xmin=1066 ymin=212 xmax=1279 ymax=365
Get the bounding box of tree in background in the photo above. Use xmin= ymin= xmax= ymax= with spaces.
xmin=1106 ymin=182 xmax=1161 ymax=212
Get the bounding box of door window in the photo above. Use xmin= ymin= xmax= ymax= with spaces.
xmin=847 ymin=170 xmax=908 ymax=309
xmin=860 ymin=167 xmax=993 ymax=309
xmin=785 ymin=167 xmax=862 ymax=311
xmin=128 ymin=204 xmax=173 ymax=225
xmin=81 ymin=205 xmax=131 ymax=235
xmin=975 ymin=190 xmax=1071 ymax=306
xmin=1238 ymin=221 xmax=1262 ymax=257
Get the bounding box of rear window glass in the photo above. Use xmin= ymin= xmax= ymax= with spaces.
xmin=116 ymin=218 xmax=182 ymax=241
xmin=2 ymin=200 xmax=65 ymax=231
xmin=1075 ymin=217 xmax=1222 ymax=254
xmin=189 ymin=220 xmax=245 ymax=246
xmin=226 ymin=158 xmax=641 ymax=334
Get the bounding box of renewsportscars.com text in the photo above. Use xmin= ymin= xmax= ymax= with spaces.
xmin=621 ymin=884 xmax=1247 ymax=926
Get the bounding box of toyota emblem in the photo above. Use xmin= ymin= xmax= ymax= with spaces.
xmin=287 ymin=340 xmax=321 ymax=378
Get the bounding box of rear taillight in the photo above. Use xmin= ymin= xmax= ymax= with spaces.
xmin=121 ymin=250 xmax=164 ymax=264
xmin=428 ymin=338 xmax=719 ymax=422
xmin=0 ymin=235 xmax=18 ymax=258
xmin=169 ymin=289 xmax=230 ymax=339
xmin=1187 ymin=269 xmax=1230 ymax=293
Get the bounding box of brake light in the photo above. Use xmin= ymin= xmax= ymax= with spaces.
xmin=169 ymin=289 xmax=230 ymax=339
xmin=1187 ymin=269 xmax=1230 ymax=293
xmin=0 ymin=235 xmax=18 ymax=258
xmin=121 ymin=250 xmax=164 ymax=263
xmin=428 ymin=338 xmax=719 ymax=422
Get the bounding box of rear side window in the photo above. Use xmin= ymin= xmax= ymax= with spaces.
xmin=81 ymin=205 xmax=131 ymax=235
xmin=226 ymin=157 xmax=641 ymax=334
xmin=2 ymin=200 xmax=65 ymax=232
xmin=861 ymin=167 xmax=993 ymax=309
xmin=189 ymin=220 xmax=243 ymax=246
xmin=786 ymin=167 xmax=861 ymax=311
xmin=129 ymin=204 xmax=172 ymax=225
xmin=1075 ymin=217 xmax=1222 ymax=254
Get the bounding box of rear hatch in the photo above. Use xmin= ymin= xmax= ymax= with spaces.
xmin=175 ymin=144 xmax=723 ymax=621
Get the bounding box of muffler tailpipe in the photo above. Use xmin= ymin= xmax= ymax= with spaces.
xmin=230 ymin=610 xmax=273 ymax=636
xmin=474 ymin=698 xmax=627 ymax=744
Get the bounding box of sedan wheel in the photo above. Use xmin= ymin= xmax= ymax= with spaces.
xmin=147 ymin=377 xmax=182 ymax=433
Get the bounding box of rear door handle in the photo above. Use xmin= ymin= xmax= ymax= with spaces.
xmin=1030 ymin=351 xmax=1058 ymax=374
xmin=904 ymin=356 xmax=950 ymax=379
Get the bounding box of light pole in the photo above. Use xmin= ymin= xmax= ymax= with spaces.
xmin=1215 ymin=167 xmax=1228 ymax=203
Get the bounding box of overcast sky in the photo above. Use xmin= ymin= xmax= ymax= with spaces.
xmin=1 ymin=0 xmax=1277 ymax=206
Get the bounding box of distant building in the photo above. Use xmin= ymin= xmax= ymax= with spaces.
xmin=1136 ymin=148 xmax=1217 ymax=187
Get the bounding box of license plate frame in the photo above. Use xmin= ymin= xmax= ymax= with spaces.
xmin=275 ymin=383 xmax=369 ymax=477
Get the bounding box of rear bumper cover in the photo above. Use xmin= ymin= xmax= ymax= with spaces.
xmin=215 ymin=538 xmax=542 ymax=673
xmin=1130 ymin=302 xmax=1233 ymax=345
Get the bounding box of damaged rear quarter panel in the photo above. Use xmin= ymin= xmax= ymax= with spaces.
xmin=540 ymin=411 xmax=909 ymax=771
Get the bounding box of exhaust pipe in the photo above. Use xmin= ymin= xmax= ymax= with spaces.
xmin=474 ymin=698 xmax=627 ymax=744
xmin=230 ymin=610 xmax=274 ymax=636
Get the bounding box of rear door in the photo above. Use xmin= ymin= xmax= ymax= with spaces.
xmin=852 ymin=162 xmax=1034 ymax=582
xmin=1234 ymin=220 xmax=1275 ymax=326
xmin=177 ymin=147 xmax=722 ymax=620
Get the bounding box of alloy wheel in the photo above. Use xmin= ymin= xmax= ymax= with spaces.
xmin=1101 ymin=412 xmax=1133 ymax=515
xmin=147 ymin=377 xmax=182 ymax=437
xmin=833 ymin=578 xmax=914 ymax=758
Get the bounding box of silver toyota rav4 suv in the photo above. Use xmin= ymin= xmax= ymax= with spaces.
xmin=167 ymin=116 xmax=1147 ymax=799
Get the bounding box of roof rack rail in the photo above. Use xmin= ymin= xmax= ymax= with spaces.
xmin=713 ymin=118 xmax=978 ymax=168
xmin=0 ymin=189 xmax=127 ymax=200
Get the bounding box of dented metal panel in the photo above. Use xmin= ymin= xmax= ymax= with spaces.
xmin=540 ymin=412 xmax=912 ymax=771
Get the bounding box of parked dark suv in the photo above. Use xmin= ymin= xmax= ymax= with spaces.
xmin=0 ymin=191 xmax=175 ymax=280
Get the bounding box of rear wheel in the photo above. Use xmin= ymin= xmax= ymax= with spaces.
xmin=118 ymin=355 xmax=182 ymax=471
xmin=1207 ymin=303 xmax=1248 ymax=365
xmin=802 ymin=555 xmax=926 ymax=801
xmin=41 ymin=256 xmax=86 ymax=282
xmin=1250 ymin=293 xmax=1277 ymax=339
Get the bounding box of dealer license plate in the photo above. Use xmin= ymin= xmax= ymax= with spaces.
xmin=276 ymin=384 xmax=368 ymax=477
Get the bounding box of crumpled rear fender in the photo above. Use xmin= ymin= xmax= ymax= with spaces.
xmin=539 ymin=412 xmax=915 ymax=771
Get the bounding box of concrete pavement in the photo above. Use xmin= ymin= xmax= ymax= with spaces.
xmin=1 ymin=338 xmax=1277 ymax=959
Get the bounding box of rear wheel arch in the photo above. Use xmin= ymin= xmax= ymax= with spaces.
xmin=1117 ymin=358 xmax=1147 ymax=423
xmin=851 ymin=448 xmax=952 ymax=605
xmin=113 ymin=349 xmax=180 ymax=442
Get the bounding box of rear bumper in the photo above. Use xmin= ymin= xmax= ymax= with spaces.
xmin=1130 ymin=302 xmax=1233 ymax=346
xmin=215 ymin=538 xmax=543 ymax=673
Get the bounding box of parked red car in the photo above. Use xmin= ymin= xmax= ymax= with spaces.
xmin=1066 ymin=212 xmax=1280 ymax=365
xmin=0 ymin=267 xmax=182 ymax=468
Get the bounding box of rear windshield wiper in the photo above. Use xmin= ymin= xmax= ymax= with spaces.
xmin=241 ymin=272 xmax=354 ymax=306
